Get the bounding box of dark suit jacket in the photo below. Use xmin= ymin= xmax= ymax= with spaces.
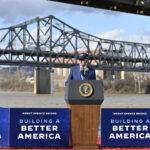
xmin=65 ymin=65 xmax=96 ymax=86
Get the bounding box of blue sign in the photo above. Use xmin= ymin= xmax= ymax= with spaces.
xmin=9 ymin=108 xmax=70 ymax=147
xmin=101 ymin=108 xmax=150 ymax=147
xmin=0 ymin=108 xmax=10 ymax=146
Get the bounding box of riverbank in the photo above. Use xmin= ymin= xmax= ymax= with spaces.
xmin=0 ymin=91 xmax=149 ymax=108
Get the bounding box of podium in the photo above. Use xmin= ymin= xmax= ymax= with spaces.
xmin=65 ymin=80 xmax=104 ymax=149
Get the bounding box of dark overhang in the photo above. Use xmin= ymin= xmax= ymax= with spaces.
xmin=48 ymin=0 xmax=150 ymax=16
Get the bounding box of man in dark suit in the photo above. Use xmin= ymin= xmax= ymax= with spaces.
xmin=65 ymin=53 xmax=96 ymax=86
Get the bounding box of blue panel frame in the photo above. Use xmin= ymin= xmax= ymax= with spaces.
xmin=101 ymin=108 xmax=150 ymax=147
xmin=10 ymin=108 xmax=70 ymax=147
xmin=0 ymin=107 xmax=10 ymax=146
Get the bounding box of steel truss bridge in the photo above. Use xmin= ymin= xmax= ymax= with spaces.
xmin=0 ymin=15 xmax=150 ymax=72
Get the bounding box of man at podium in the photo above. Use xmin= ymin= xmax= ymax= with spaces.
xmin=65 ymin=53 xmax=103 ymax=149
xmin=65 ymin=53 xmax=96 ymax=86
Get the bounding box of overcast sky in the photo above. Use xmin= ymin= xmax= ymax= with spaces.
xmin=0 ymin=0 xmax=150 ymax=44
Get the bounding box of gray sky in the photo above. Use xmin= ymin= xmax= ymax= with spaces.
xmin=0 ymin=0 xmax=150 ymax=44
xmin=0 ymin=0 xmax=119 ymax=24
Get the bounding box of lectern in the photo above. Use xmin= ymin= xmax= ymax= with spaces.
xmin=65 ymin=80 xmax=104 ymax=149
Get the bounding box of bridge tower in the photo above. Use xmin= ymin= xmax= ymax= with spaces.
xmin=34 ymin=68 xmax=54 ymax=94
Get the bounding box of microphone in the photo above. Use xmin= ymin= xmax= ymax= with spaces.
xmin=80 ymin=66 xmax=89 ymax=79
xmin=80 ymin=66 xmax=84 ymax=77
xmin=84 ymin=67 xmax=89 ymax=78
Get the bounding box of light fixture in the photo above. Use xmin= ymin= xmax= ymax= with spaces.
xmin=81 ymin=1 xmax=84 ymax=5
xmin=113 ymin=5 xmax=117 ymax=10
xmin=140 ymin=10 xmax=144 ymax=14
xmin=85 ymin=1 xmax=89 ymax=5
xmin=140 ymin=0 xmax=145 ymax=5
xmin=136 ymin=10 xmax=144 ymax=14
xmin=81 ymin=0 xmax=89 ymax=5
xmin=136 ymin=0 xmax=146 ymax=5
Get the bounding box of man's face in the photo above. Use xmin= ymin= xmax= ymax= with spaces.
xmin=79 ymin=59 xmax=88 ymax=67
